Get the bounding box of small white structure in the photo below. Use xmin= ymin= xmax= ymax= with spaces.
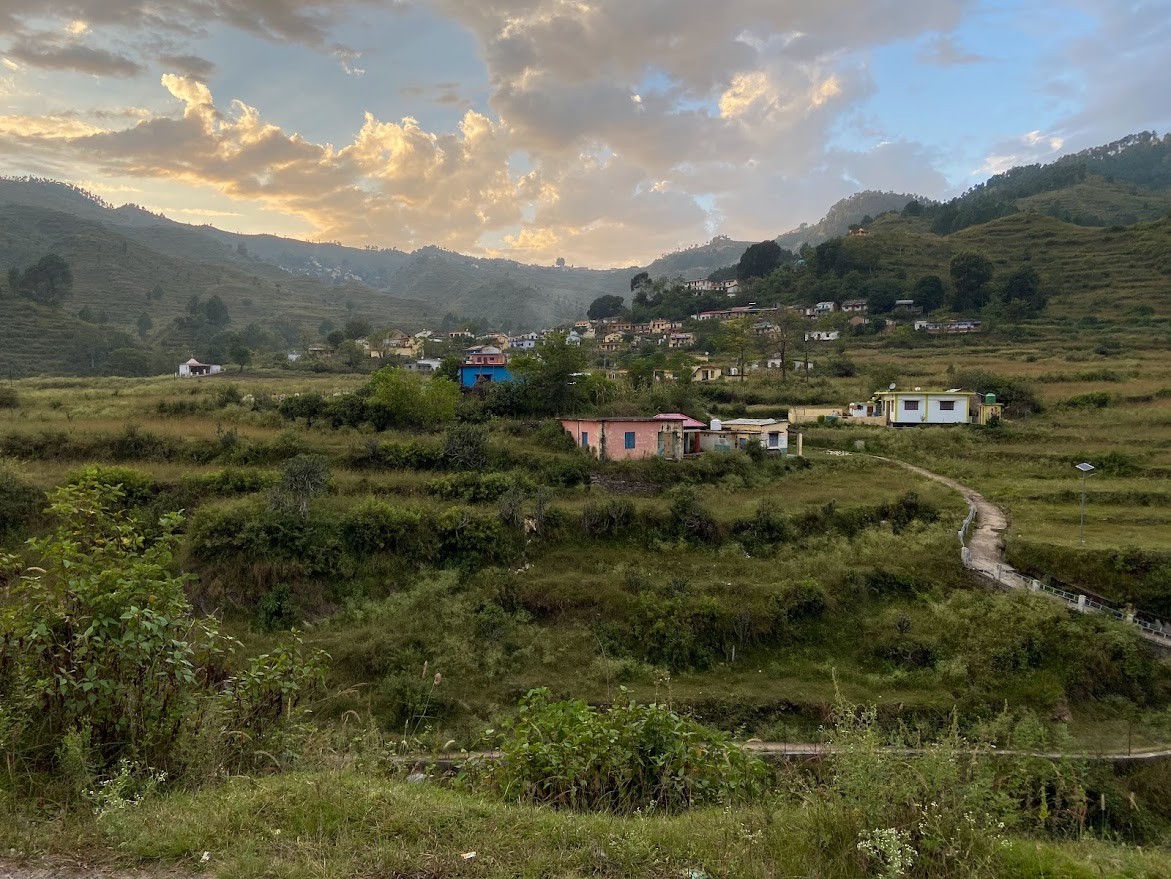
xmin=699 ymin=418 xmax=788 ymax=453
xmin=805 ymin=330 xmax=840 ymax=342
xmin=847 ymin=388 xmax=1001 ymax=426
xmin=178 ymin=357 xmax=222 ymax=377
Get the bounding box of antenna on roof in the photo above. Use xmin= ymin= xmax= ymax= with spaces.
xmin=888 ymin=382 xmax=896 ymax=391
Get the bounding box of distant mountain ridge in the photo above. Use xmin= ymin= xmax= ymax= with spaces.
xmin=1 ymin=130 xmax=1168 ymax=376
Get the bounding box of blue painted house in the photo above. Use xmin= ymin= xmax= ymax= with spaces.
xmin=458 ymin=363 xmax=514 ymax=388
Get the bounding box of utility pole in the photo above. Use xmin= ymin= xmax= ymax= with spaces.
xmin=1076 ymin=462 xmax=1095 ymax=544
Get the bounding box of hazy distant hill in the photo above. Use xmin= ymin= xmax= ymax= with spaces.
xmin=775 ymin=190 xmax=930 ymax=252
xmin=2 ymin=131 xmax=1170 ymax=377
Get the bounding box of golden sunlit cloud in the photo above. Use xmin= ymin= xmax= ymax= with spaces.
xmin=66 ymin=20 xmax=91 ymax=36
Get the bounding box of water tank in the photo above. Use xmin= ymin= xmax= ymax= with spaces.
xmin=710 ymin=418 xmax=722 ymax=431
xmin=985 ymin=393 xmax=997 ymax=404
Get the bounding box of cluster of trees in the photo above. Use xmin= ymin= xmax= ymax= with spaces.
xmin=6 ymin=253 xmax=74 ymax=307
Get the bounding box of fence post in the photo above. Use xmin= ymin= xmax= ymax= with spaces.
xmin=1031 ymin=579 xmax=1041 ymax=592
xmin=1077 ymin=594 xmax=1087 ymax=613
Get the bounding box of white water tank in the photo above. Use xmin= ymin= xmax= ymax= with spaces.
xmin=710 ymin=418 xmax=722 ymax=431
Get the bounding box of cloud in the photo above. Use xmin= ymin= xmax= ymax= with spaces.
xmin=157 ymin=52 xmax=217 ymax=79
xmin=7 ymin=32 xmax=145 ymax=77
xmin=332 ymin=46 xmax=365 ymax=76
xmin=1044 ymin=0 xmax=1171 ymax=148
xmin=974 ymin=130 xmax=1066 ymax=176
xmin=915 ymin=34 xmax=986 ymax=66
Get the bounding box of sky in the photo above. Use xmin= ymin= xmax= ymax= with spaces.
xmin=0 ymin=0 xmax=1168 ymax=268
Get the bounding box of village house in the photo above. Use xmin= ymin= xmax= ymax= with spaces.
xmin=914 ymin=319 xmax=982 ymax=334
xmin=692 ymin=365 xmax=724 ymax=382
xmin=508 ymin=332 xmax=539 ymax=350
xmin=177 ymin=357 xmax=222 ymax=377
xmin=654 ymin=412 xmax=705 ymax=455
xmin=699 ymin=418 xmax=788 ymax=454
xmin=847 ymin=226 xmax=869 ymax=237
xmin=841 ymin=299 xmax=868 ymax=313
xmin=815 ymin=301 xmax=837 ymax=316
xmin=560 ymin=416 xmax=687 ymax=461
xmin=846 ymin=388 xmax=1002 ymax=426
xmin=668 ymin=332 xmax=695 ymax=349
xmin=403 ymin=359 xmax=442 ymax=373
xmin=805 ymin=330 xmax=840 ymax=342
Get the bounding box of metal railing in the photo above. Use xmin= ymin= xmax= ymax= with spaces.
xmin=961 ymin=538 xmax=1171 ymax=650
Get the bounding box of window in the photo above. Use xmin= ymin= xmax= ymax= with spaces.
xmin=581 ymin=432 xmax=589 ymax=448
xmin=939 ymin=400 xmax=955 ymax=411
xmin=903 ymin=400 xmax=920 ymax=411
xmin=767 ymin=432 xmax=780 ymax=448
xmin=624 ymin=431 xmax=636 ymax=450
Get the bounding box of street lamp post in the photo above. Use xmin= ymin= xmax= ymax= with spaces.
xmin=1075 ymin=462 xmax=1095 ymax=544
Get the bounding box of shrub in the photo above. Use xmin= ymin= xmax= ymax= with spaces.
xmin=0 ymin=387 xmax=19 ymax=409
xmin=67 ymin=465 xmax=157 ymax=506
xmin=666 ymin=487 xmax=721 ymax=544
xmin=0 ymin=480 xmax=211 ymax=772
xmin=475 ymin=688 xmax=764 ymax=813
xmin=342 ymin=499 xmax=425 ymax=557
xmin=0 ymin=463 xmax=44 ymax=540
xmin=579 ymin=498 xmax=635 ymax=539
xmin=268 ymin=454 xmax=331 ymax=519
xmin=428 ymin=471 xmax=534 ymax=503
xmin=441 ymin=423 xmax=490 ymax=471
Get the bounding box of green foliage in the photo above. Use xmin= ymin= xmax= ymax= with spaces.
xmin=737 ymin=240 xmax=787 ymax=280
xmin=0 ymin=387 xmax=18 ymax=409
xmin=366 ymin=368 xmax=460 ymax=429
xmin=268 ymin=453 xmax=331 ymax=519
xmin=11 ymin=253 xmax=73 ymax=308
xmin=440 ymin=423 xmax=489 ymax=470
xmin=0 ymin=479 xmax=205 ymax=770
xmin=949 ymin=251 xmax=995 ymax=310
xmin=428 ymin=471 xmax=535 ymax=503
xmin=0 ymin=462 xmax=44 ymax=541
xmin=587 ymin=294 xmax=625 ymax=320
xmin=476 ymin=688 xmax=764 ymax=813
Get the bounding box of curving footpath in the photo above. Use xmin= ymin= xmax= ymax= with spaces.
xmin=867 ymin=454 xmax=1171 ymax=651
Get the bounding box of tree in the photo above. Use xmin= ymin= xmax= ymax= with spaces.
xmin=136 ymin=312 xmax=153 ymax=339
xmin=555 ymin=256 xmax=566 ymax=268
xmin=865 ymin=278 xmax=905 ymax=314
xmin=1000 ymin=266 xmax=1046 ymax=314
xmin=630 ymin=271 xmax=650 ymax=292
xmin=203 ymin=294 xmax=230 ymax=327
xmin=716 ymin=317 xmax=759 ymax=381
xmin=344 ymin=318 xmax=372 ymax=340
xmin=737 ymin=240 xmax=783 ymax=281
xmin=511 ymin=332 xmax=587 ymax=415
xmin=318 ymin=319 xmax=336 ymax=338
xmin=913 ymin=275 xmax=947 ymax=312
xmin=337 ymin=339 xmax=365 ymax=369
xmin=77 ymin=305 xmax=95 ymax=322
xmin=949 ymin=252 xmax=995 ymax=311
xmin=14 ymin=253 xmax=73 ymax=307
xmin=229 ymin=340 xmax=253 ymax=373
xmin=367 ymin=368 xmax=460 ymax=428
xmin=326 ymin=329 xmax=346 ymax=347
xmin=587 ymin=294 xmax=625 ymax=320
xmin=767 ymin=310 xmax=806 ymax=382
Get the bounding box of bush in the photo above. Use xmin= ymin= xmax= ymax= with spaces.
xmin=428 ymin=471 xmax=534 ymax=503
xmin=0 ymin=463 xmax=44 ymax=540
xmin=342 ymin=499 xmax=425 ymax=557
xmin=441 ymin=423 xmax=490 ymax=470
xmin=579 ymin=498 xmax=635 ymax=539
xmin=0 ymin=387 xmax=19 ymax=409
xmin=0 ymin=479 xmax=325 ymax=777
xmin=474 ymin=688 xmax=764 ymax=813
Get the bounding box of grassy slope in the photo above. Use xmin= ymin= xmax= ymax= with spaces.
xmin=3 ymin=771 xmax=1169 ymax=879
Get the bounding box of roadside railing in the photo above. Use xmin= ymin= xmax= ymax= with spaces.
xmin=959 ymin=529 xmax=1171 ymax=651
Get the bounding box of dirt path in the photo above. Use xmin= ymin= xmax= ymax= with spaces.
xmin=872 ymin=455 xmax=1007 ymax=574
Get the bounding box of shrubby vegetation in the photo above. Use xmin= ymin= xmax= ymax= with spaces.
xmin=0 ymin=478 xmax=327 ymax=787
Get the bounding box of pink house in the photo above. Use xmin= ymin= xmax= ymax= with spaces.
xmin=560 ymin=417 xmax=686 ymax=461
